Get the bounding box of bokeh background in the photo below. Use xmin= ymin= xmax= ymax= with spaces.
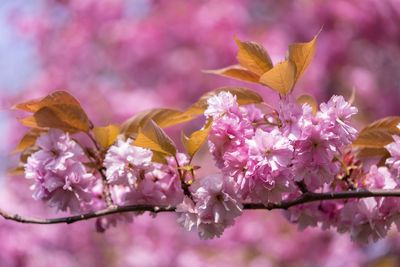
xmin=1 ymin=0 xmax=400 ymax=266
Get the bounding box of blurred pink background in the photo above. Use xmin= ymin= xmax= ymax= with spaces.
xmin=1 ymin=0 xmax=400 ymax=266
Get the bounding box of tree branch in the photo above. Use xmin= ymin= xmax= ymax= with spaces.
xmin=2 ymin=189 xmax=400 ymax=225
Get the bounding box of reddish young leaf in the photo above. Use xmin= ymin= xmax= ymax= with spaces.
xmin=14 ymin=91 xmax=82 ymax=112
xmin=20 ymin=105 xmax=90 ymax=133
xmin=288 ymin=31 xmax=320 ymax=83
xmin=121 ymin=108 xmax=192 ymax=137
xmin=259 ymin=60 xmax=296 ymax=95
xmin=93 ymin=124 xmax=120 ymax=148
xmin=297 ymin=94 xmax=318 ymax=115
xmin=182 ymin=120 xmax=212 ymax=158
xmin=14 ymin=129 xmax=44 ymax=153
xmin=151 ymin=151 xmax=169 ymax=164
xmin=134 ymin=120 xmax=177 ymax=156
xmin=235 ymin=37 xmax=273 ymax=75
xmin=204 ymin=65 xmax=260 ymax=83
xmin=353 ymin=116 xmax=400 ymax=148
xmin=16 ymin=91 xmax=91 ymax=133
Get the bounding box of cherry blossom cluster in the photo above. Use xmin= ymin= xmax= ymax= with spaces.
xmin=197 ymin=91 xmax=400 ymax=242
xmin=25 ymin=130 xmax=94 ymax=212
xmin=22 ymin=91 xmax=400 ymax=243
xmin=205 ymin=91 xmax=358 ymax=200
xmin=103 ymin=138 xmax=184 ymax=207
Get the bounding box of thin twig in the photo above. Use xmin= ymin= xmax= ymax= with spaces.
xmin=86 ymin=132 xmax=101 ymax=152
xmin=98 ymin=168 xmax=115 ymax=207
xmin=2 ymin=189 xmax=400 ymax=225
xmin=295 ymin=180 xmax=309 ymax=193
xmin=85 ymin=132 xmax=115 ymax=207
xmin=174 ymin=155 xmax=193 ymax=200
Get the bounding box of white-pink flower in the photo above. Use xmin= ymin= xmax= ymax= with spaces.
xmin=245 ymin=128 xmax=294 ymax=203
xmin=363 ymin=165 xmax=397 ymax=190
xmin=176 ymin=174 xmax=242 ymax=239
xmin=104 ymin=137 xmax=153 ymax=186
xmin=319 ymin=95 xmax=358 ymax=122
xmin=24 ymin=129 xmax=93 ymax=212
xmin=176 ymin=196 xmax=198 ymax=232
xmin=204 ymin=91 xmax=238 ymax=119
xmin=279 ymin=95 xmax=313 ymax=139
xmin=292 ymin=124 xmax=339 ymax=189
xmin=338 ymin=166 xmax=398 ymax=243
xmin=34 ymin=129 xmax=84 ymax=171
xmin=208 ymin=109 xmax=253 ymax=168
xmin=247 ymin=128 xmax=293 ymax=172
xmin=385 ymin=135 xmax=400 ymax=177
xmin=338 ymin=198 xmax=387 ymax=243
xmin=318 ymin=95 xmax=358 ymax=145
xmin=109 ymin=152 xmax=186 ymax=207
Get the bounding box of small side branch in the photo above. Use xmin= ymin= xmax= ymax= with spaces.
xmin=98 ymin=168 xmax=115 ymax=207
xmin=295 ymin=180 xmax=309 ymax=193
xmin=86 ymin=132 xmax=114 ymax=207
xmin=2 ymin=189 xmax=400 ymax=225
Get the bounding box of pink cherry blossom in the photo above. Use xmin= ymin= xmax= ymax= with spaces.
xmin=104 ymin=137 xmax=153 ymax=186
xmin=279 ymin=96 xmax=307 ymax=139
xmin=35 ymin=128 xmax=85 ymax=171
xmin=208 ymin=107 xmax=253 ymax=168
xmin=292 ymin=123 xmax=340 ymax=189
xmin=106 ymin=146 xmax=186 ymax=207
xmin=246 ymin=128 xmax=294 ymax=203
xmin=204 ymin=91 xmax=238 ymax=119
xmin=176 ymin=196 xmax=198 ymax=233
xmin=338 ymin=166 xmax=399 ymax=243
xmin=24 ymin=129 xmax=94 ymax=212
xmin=318 ymin=95 xmax=358 ymax=145
xmin=385 ymin=135 xmax=400 ymax=177
xmin=338 ymin=198 xmax=388 ymax=243
xmin=247 ymin=128 xmax=293 ymax=173
xmin=177 ymin=174 xmax=242 ymax=239
xmin=285 ymin=200 xmax=343 ymax=231
xmin=221 ymin=145 xmax=256 ymax=198
xmin=363 ymin=165 xmax=398 ymax=190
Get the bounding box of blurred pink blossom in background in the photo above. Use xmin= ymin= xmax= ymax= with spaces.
xmin=1 ymin=0 xmax=400 ymax=266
